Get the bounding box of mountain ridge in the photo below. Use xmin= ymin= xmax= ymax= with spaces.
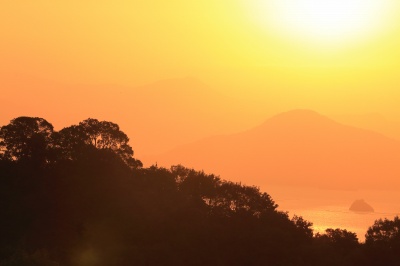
xmin=148 ymin=109 xmax=400 ymax=190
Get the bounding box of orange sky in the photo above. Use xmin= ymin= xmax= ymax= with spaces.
xmin=3 ymin=1 xmax=400 ymax=239
xmin=2 ymin=0 xmax=400 ymax=152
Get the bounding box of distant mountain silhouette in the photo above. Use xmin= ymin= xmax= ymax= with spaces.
xmin=349 ymin=200 xmax=374 ymax=213
xmin=152 ymin=109 xmax=400 ymax=190
xmin=112 ymin=77 xmax=256 ymax=155
xmin=332 ymin=113 xmax=400 ymax=141
xmin=1 ymin=75 xmax=257 ymax=156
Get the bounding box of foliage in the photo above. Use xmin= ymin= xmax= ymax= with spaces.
xmin=0 ymin=117 xmax=142 ymax=168
xmin=364 ymin=216 xmax=400 ymax=265
xmin=0 ymin=117 xmax=54 ymax=164
xmin=315 ymin=228 xmax=359 ymax=247
xmin=0 ymin=116 xmax=397 ymax=265
xmin=365 ymin=216 xmax=400 ymax=245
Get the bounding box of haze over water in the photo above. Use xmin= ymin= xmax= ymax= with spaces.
xmin=268 ymin=186 xmax=400 ymax=241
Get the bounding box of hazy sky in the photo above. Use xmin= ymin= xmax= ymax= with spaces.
xmin=3 ymin=2 xmax=400 ymax=240
xmin=2 ymin=0 xmax=400 ymax=124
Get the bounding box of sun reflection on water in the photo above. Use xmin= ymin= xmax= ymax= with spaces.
xmin=292 ymin=206 xmax=399 ymax=242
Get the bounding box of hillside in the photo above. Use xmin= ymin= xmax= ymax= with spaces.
xmin=151 ymin=110 xmax=400 ymax=190
xmin=0 ymin=75 xmax=255 ymax=156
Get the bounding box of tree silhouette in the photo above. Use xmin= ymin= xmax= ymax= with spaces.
xmin=366 ymin=216 xmax=400 ymax=246
xmin=4 ymin=115 xmax=399 ymax=265
xmin=51 ymin=125 xmax=87 ymax=160
xmin=310 ymin=228 xmax=360 ymax=266
xmin=315 ymin=228 xmax=358 ymax=248
xmin=364 ymin=216 xmax=400 ymax=265
xmin=54 ymin=118 xmax=142 ymax=168
xmin=0 ymin=117 xmax=54 ymax=164
xmin=292 ymin=215 xmax=314 ymax=239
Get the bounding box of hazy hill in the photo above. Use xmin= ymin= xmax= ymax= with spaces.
xmin=150 ymin=109 xmax=400 ymax=190
xmin=0 ymin=75 xmax=258 ymax=156
xmin=332 ymin=113 xmax=400 ymax=141
xmin=94 ymin=77 xmax=261 ymax=155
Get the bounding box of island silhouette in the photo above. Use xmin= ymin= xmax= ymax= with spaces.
xmin=349 ymin=199 xmax=375 ymax=213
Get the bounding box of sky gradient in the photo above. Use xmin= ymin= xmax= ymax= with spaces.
xmin=3 ymin=0 xmax=400 ymax=242
xmin=2 ymin=0 xmax=400 ymax=148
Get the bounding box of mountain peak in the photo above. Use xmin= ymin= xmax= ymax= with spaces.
xmin=261 ymin=109 xmax=337 ymax=128
xmin=272 ymin=109 xmax=325 ymax=119
xmin=151 ymin=76 xmax=206 ymax=88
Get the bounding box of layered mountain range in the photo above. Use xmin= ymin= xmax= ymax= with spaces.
xmin=148 ymin=109 xmax=400 ymax=190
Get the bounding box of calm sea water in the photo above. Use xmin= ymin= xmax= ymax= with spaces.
xmin=264 ymin=186 xmax=400 ymax=242
xmin=293 ymin=206 xmax=399 ymax=241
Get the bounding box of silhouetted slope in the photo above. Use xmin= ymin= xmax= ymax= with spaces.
xmin=332 ymin=113 xmax=400 ymax=141
xmin=155 ymin=109 xmax=400 ymax=190
xmin=1 ymin=115 xmax=397 ymax=266
xmin=1 ymin=75 xmax=254 ymax=156
xmin=113 ymin=77 xmax=256 ymax=155
xmin=0 ymin=116 xmax=314 ymax=265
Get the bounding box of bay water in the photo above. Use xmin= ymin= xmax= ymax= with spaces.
xmin=265 ymin=186 xmax=400 ymax=242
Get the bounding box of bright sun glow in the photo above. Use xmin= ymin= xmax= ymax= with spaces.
xmin=251 ymin=0 xmax=394 ymax=46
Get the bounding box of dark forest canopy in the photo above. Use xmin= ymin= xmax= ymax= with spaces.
xmin=0 ymin=117 xmax=142 ymax=168
xmin=0 ymin=117 xmax=399 ymax=266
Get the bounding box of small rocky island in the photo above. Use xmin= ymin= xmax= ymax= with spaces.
xmin=349 ymin=199 xmax=374 ymax=213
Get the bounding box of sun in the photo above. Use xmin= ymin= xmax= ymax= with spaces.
xmin=250 ymin=0 xmax=395 ymax=47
